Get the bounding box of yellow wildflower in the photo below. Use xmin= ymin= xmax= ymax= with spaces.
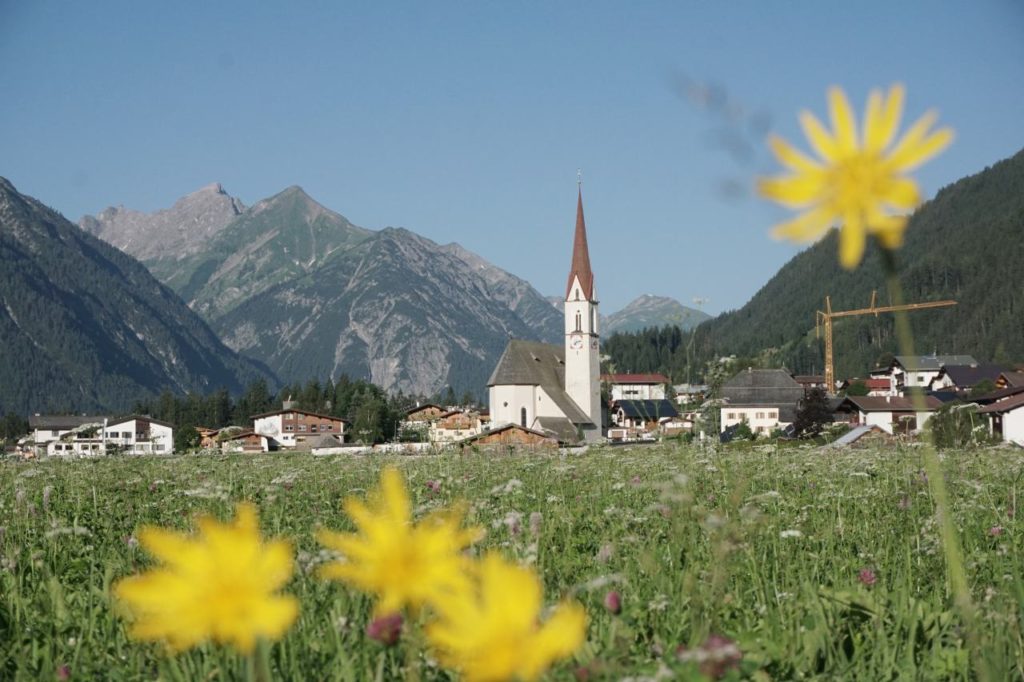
xmin=114 ymin=503 xmax=298 ymax=653
xmin=317 ymin=466 xmax=483 ymax=614
xmin=426 ymin=553 xmax=587 ymax=682
xmin=758 ymin=84 xmax=953 ymax=268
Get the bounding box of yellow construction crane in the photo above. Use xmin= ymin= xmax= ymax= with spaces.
xmin=816 ymin=292 xmax=957 ymax=392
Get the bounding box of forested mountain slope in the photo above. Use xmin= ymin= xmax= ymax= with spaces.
xmin=0 ymin=178 xmax=272 ymax=414
xmin=605 ymin=148 xmax=1024 ymax=381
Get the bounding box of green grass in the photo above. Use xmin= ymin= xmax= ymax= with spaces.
xmin=1 ymin=443 xmax=1023 ymax=680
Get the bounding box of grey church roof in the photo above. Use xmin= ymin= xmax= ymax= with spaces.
xmin=487 ymin=340 xmax=592 ymax=426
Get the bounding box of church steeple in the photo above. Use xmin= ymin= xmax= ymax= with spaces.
xmin=563 ymin=177 xmax=601 ymax=441
xmin=565 ymin=187 xmax=595 ymax=301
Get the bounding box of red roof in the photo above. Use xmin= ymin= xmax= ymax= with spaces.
xmin=864 ymin=379 xmax=891 ymax=389
xmin=564 ymin=188 xmax=595 ymax=301
xmin=601 ymin=373 xmax=671 ymax=384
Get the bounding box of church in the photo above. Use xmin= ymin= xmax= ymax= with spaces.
xmin=487 ymin=186 xmax=602 ymax=443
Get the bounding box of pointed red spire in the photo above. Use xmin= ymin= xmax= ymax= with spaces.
xmin=565 ymin=187 xmax=595 ymax=300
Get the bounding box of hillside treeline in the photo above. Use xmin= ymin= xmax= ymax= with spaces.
xmin=129 ymin=376 xmax=431 ymax=445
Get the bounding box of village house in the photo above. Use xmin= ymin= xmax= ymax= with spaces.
xmin=220 ymin=430 xmax=274 ymax=454
xmin=403 ymin=403 xmax=448 ymax=423
xmin=608 ymin=398 xmax=680 ymax=441
xmin=602 ymin=373 xmax=670 ymax=401
xmin=29 ymin=415 xmax=174 ymax=457
xmin=29 ymin=415 xmax=106 ymax=456
xmin=103 ymin=416 xmax=174 ymax=455
xmin=832 ymin=395 xmax=943 ymax=434
xmin=995 ymin=370 xmax=1024 ymax=390
xmin=488 ymin=185 xmax=602 ymax=444
xmin=719 ymin=368 xmax=804 ymax=436
xmin=978 ymin=390 xmax=1024 ymax=446
xmin=876 ymin=354 xmax=978 ymax=395
xmin=673 ymin=383 xmax=708 ymax=406
xmin=251 ymin=402 xmax=347 ymax=449
xmin=429 ymin=410 xmax=485 ymax=445
xmin=928 ymin=363 xmax=1005 ymax=393
xmin=196 ymin=427 xmax=220 ymax=449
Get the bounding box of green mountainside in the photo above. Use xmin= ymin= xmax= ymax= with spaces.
xmin=0 ymin=178 xmax=273 ymax=414
xmin=84 ymin=187 xmax=563 ymax=397
xmin=605 ymin=147 xmax=1024 ymax=381
xmin=145 ymin=186 xmax=375 ymax=319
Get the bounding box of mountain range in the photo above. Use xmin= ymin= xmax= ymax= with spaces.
xmin=81 ymin=186 xmax=563 ymax=397
xmin=0 ymin=178 xmax=270 ymax=415
xmin=6 ymin=144 xmax=1019 ymax=414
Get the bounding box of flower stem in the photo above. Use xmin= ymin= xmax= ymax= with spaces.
xmin=247 ymin=640 xmax=273 ymax=682
xmin=879 ymin=248 xmax=991 ymax=681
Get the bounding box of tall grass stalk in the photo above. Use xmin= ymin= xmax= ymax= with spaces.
xmin=882 ymin=250 xmax=992 ymax=682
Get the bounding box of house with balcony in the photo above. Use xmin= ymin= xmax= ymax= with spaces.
xmin=30 ymin=414 xmax=173 ymax=456
xmin=252 ymin=403 xmax=347 ymax=449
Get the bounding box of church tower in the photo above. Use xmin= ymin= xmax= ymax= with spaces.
xmin=564 ymin=184 xmax=602 ymax=438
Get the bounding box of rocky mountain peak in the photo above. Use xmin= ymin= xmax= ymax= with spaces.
xmin=79 ymin=183 xmax=246 ymax=261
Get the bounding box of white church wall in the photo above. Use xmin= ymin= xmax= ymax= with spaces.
xmin=489 ymin=385 xmax=538 ymax=428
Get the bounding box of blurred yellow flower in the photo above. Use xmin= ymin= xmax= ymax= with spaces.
xmin=758 ymin=84 xmax=953 ymax=268
xmin=317 ymin=466 xmax=483 ymax=614
xmin=114 ymin=503 xmax=297 ymax=653
xmin=426 ymin=553 xmax=587 ymax=682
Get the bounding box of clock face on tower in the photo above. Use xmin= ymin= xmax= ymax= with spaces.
xmin=590 ymin=338 xmax=599 ymax=350
xmin=570 ymin=335 xmax=583 ymax=350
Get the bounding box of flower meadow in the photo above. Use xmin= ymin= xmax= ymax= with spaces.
xmin=1 ymin=444 xmax=1023 ymax=680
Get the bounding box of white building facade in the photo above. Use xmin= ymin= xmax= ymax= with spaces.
xmin=32 ymin=415 xmax=174 ymax=456
xmin=604 ymin=374 xmax=670 ymax=401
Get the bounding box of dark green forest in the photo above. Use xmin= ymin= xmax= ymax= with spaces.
xmin=604 ymin=148 xmax=1024 ymax=382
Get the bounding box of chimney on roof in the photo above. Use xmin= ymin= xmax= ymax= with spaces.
xmin=886 ymin=395 xmax=890 ymax=404
xmin=282 ymin=399 xmax=297 ymax=410
xmin=747 ymin=366 xmax=752 ymax=373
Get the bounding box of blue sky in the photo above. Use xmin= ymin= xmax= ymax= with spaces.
xmin=2 ymin=1 xmax=1022 ymax=315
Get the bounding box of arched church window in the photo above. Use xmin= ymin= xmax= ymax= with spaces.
xmin=520 ymin=407 xmax=527 ymax=427
xmin=575 ymin=311 xmax=582 ymax=332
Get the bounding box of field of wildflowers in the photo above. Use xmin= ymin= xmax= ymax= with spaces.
xmin=2 ymin=443 xmax=1022 ymax=680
